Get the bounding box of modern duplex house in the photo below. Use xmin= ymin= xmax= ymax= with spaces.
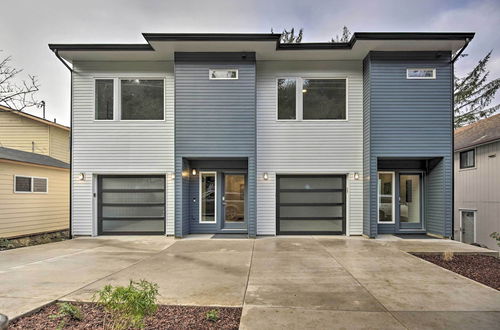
xmin=49 ymin=32 xmax=473 ymax=238
xmin=454 ymin=114 xmax=500 ymax=250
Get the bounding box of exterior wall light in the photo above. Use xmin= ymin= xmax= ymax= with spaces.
xmin=77 ymin=173 xmax=85 ymax=181
xmin=353 ymin=172 xmax=360 ymax=180
xmin=263 ymin=172 xmax=269 ymax=181
xmin=170 ymin=173 xmax=175 ymax=180
xmin=192 ymin=169 xmax=198 ymax=176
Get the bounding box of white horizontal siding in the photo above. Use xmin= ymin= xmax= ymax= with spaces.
xmin=71 ymin=61 xmax=174 ymax=236
xmin=256 ymin=61 xmax=363 ymax=235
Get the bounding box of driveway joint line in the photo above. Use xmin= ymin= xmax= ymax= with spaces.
xmin=313 ymin=237 xmax=410 ymax=330
xmin=241 ymin=238 xmax=256 ymax=307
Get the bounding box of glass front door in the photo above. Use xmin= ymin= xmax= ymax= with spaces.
xmin=222 ymin=173 xmax=246 ymax=229
xmin=398 ymin=174 xmax=423 ymax=229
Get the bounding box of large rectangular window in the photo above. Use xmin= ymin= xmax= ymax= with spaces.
xmin=460 ymin=149 xmax=475 ymax=169
xmin=200 ymin=172 xmax=217 ymax=223
xmin=277 ymin=78 xmax=297 ymax=120
xmin=378 ymin=172 xmax=395 ymax=223
xmin=95 ymin=79 xmax=114 ymax=120
xmin=121 ymin=79 xmax=164 ymax=120
xmin=303 ymin=79 xmax=346 ymax=120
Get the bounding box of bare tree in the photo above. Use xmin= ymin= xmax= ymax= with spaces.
xmin=331 ymin=26 xmax=352 ymax=43
xmin=272 ymin=27 xmax=304 ymax=44
xmin=0 ymin=53 xmax=40 ymax=111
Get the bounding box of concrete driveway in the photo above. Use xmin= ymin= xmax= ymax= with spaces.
xmin=0 ymin=236 xmax=499 ymax=329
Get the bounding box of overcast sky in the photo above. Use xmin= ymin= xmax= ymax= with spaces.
xmin=2 ymin=0 xmax=499 ymax=126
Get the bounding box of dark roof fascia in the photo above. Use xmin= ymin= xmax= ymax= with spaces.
xmin=143 ymin=33 xmax=281 ymax=42
xmin=48 ymin=32 xmax=474 ymax=53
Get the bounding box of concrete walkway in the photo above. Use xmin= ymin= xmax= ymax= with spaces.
xmin=0 ymin=236 xmax=498 ymax=329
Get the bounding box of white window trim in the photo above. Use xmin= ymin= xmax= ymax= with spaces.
xmin=93 ymin=75 xmax=166 ymax=122
xmin=459 ymin=209 xmax=476 ymax=243
xmin=377 ymin=171 xmax=395 ymax=224
xmin=276 ymin=77 xmax=349 ymax=122
xmin=199 ymin=171 xmax=217 ymax=224
xmin=406 ymin=68 xmax=436 ymax=80
xmin=209 ymin=69 xmax=239 ymax=80
xmin=14 ymin=175 xmax=49 ymax=194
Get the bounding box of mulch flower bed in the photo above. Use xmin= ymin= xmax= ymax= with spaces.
xmin=9 ymin=302 xmax=241 ymax=329
xmin=417 ymin=254 xmax=500 ymax=290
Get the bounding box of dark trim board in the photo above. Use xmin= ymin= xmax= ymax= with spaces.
xmin=276 ymin=175 xmax=346 ymax=235
xmin=97 ymin=175 xmax=166 ymax=236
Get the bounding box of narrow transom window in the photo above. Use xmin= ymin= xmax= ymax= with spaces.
xmin=277 ymin=78 xmax=296 ymax=120
xmin=302 ymin=79 xmax=346 ymax=120
xmin=460 ymin=149 xmax=475 ymax=169
xmin=95 ymin=79 xmax=114 ymax=120
xmin=406 ymin=68 xmax=436 ymax=79
xmin=121 ymin=79 xmax=164 ymax=120
xmin=209 ymin=69 xmax=238 ymax=80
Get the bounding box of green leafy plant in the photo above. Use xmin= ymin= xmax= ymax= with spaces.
xmin=49 ymin=302 xmax=83 ymax=329
xmin=490 ymin=232 xmax=500 ymax=247
xmin=93 ymin=280 xmax=159 ymax=330
xmin=206 ymin=309 xmax=219 ymax=322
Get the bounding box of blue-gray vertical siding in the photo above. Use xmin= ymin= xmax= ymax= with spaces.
xmin=363 ymin=51 xmax=453 ymax=237
xmin=427 ymin=159 xmax=446 ymax=235
xmin=174 ymin=54 xmax=257 ymax=236
xmin=362 ymin=56 xmax=374 ymax=237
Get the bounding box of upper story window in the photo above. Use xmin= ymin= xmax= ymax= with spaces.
xmin=95 ymin=78 xmax=165 ymax=121
xmin=406 ymin=68 xmax=436 ymax=79
xmin=277 ymin=77 xmax=347 ymax=121
xmin=95 ymin=79 xmax=114 ymax=120
xmin=460 ymin=149 xmax=475 ymax=169
xmin=209 ymin=69 xmax=238 ymax=80
xmin=14 ymin=176 xmax=48 ymax=193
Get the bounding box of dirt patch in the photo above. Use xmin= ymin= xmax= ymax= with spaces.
xmin=418 ymin=254 xmax=500 ymax=290
xmin=9 ymin=302 xmax=241 ymax=329
xmin=0 ymin=230 xmax=69 ymax=251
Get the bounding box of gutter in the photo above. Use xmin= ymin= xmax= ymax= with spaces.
xmin=52 ymin=49 xmax=74 ymax=73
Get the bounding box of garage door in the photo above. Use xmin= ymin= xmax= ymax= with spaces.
xmin=276 ymin=175 xmax=346 ymax=235
xmin=98 ymin=175 xmax=165 ymax=235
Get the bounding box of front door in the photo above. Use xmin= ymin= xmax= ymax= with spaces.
xmin=461 ymin=210 xmax=476 ymax=244
xmin=398 ymin=173 xmax=423 ymax=230
xmin=222 ymin=173 xmax=246 ymax=229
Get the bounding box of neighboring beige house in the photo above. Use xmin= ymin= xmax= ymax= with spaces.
xmin=454 ymin=114 xmax=500 ymax=251
xmin=0 ymin=105 xmax=70 ymax=238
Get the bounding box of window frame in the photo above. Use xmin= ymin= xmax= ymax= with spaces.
xmin=94 ymin=78 xmax=115 ymax=121
xmin=459 ymin=148 xmax=476 ymax=170
xmin=199 ymin=171 xmax=217 ymax=224
xmin=276 ymin=77 xmax=348 ymax=122
xmin=93 ymin=75 xmax=166 ymax=122
xmin=208 ymin=69 xmax=239 ymax=80
xmin=406 ymin=68 xmax=436 ymax=80
xmin=377 ymin=171 xmax=395 ymax=224
xmin=14 ymin=175 xmax=49 ymax=194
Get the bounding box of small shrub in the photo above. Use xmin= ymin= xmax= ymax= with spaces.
xmin=93 ymin=280 xmax=159 ymax=330
xmin=49 ymin=302 xmax=83 ymax=329
xmin=206 ymin=309 xmax=219 ymax=322
xmin=0 ymin=238 xmax=12 ymax=249
xmin=490 ymin=232 xmax=500 ymax=247
xmin=442 ymin=251 xmax=454 ymax=261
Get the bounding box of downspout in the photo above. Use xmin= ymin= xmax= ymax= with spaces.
xmin=52 ymin=49 xmax=74 ymax=239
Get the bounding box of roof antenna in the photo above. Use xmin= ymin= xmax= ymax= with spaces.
xmin=37 ymin=101 xmax=46 ymax=119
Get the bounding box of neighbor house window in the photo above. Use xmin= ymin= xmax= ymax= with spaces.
xmin=378 ymin=172 xmax=395 ymax=223
xmin=277 ymin=78 xmax=297 ymax=120
xmin=406 ymin=68 xmax=436 ymax=79
xmin=95 ymin=79 xmax=114 ymax=120
xmin=14 ymin=176 xmax=48 ymax=193
xmin=460 ymin=149 xmax=475 ymax=169
xmin=277 ymin=78 xmax=347 ymax=121
xmin=302 ymin=79 xmax=346 ymax=120
xmin=209 ymin=69 xmax=238 ymax=80
xmin=121 ymin=79 xmax=164 ymax=120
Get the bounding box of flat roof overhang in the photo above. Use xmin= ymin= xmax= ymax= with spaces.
xmin=49 ymin=32 xmax=474 ymax=63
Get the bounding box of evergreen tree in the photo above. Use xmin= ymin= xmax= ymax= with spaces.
xmin=272 ymin=27 xmax=303 ymax=43
xmin=331 ymin=26 xmax=352 ymax=43
xmin=454 ymin=51 xmax=500 ymax=127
